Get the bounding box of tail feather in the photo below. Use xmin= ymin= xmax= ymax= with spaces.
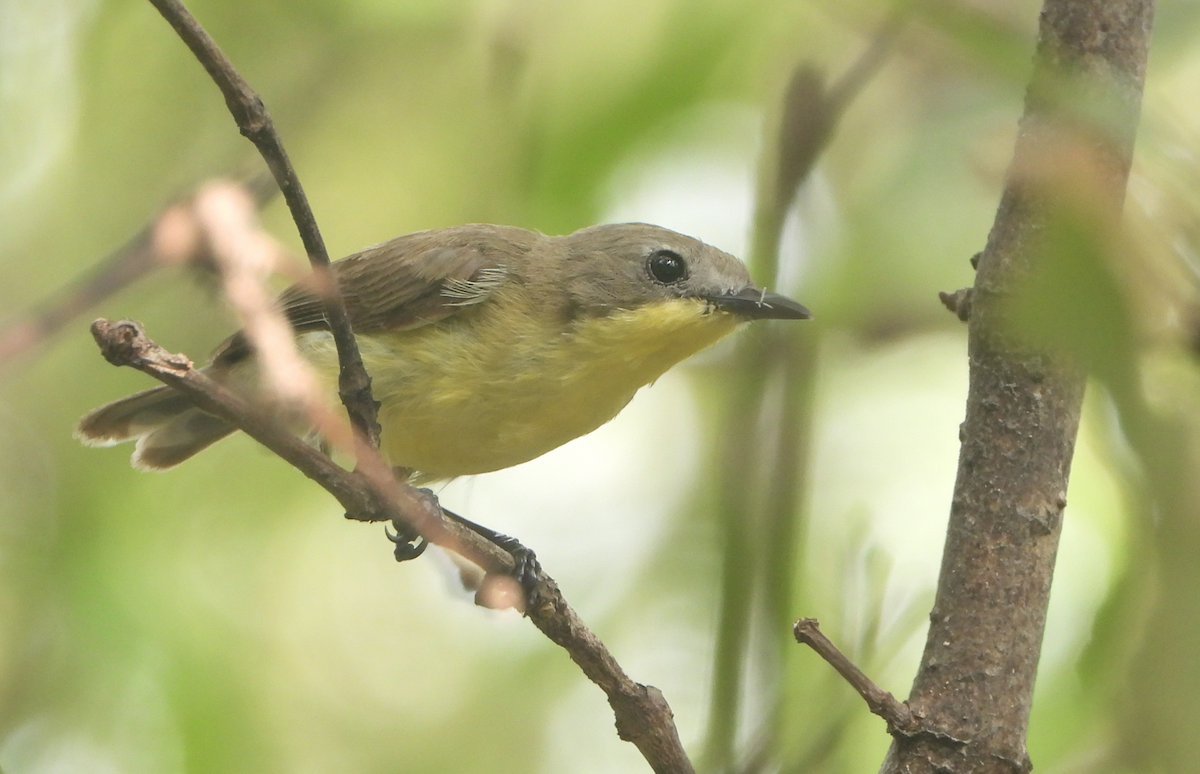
xmin=132 ymin=409 xmax=235 ymax=470
xmin=76 ymin=386 xmax=194 ymax=445
xmin=76 ymin=385 xmax=235 ymax=470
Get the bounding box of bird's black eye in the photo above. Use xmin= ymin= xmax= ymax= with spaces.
xmin=647 ymin=250 xmax=688 ymax=285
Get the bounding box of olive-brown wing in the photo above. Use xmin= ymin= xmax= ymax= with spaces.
xmin=211 ymin=224 xmax=534 ymax=367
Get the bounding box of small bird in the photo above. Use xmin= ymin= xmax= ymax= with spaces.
xmin=77 ymin=222 xmax=810 ymax=480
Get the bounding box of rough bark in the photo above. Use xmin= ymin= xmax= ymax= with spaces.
xmin=879 ymin=1 xmax=1154 ymax=772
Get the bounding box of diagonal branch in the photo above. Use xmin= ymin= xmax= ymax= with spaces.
xmin=0 ymin=174 xmax=275 ymax=374
xmin=146 ymin=0 xmax=381 ymax=446
xmin=88 ymin=317 xmax=696 ymax=774
xmin=792 ymin=618 xmax=915 ymax=735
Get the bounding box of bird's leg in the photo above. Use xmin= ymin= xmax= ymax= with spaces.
xmin=379 ymin=469 xmax=540 ymax=596
xmin=440 ymin=507 xmax=542 ymax=599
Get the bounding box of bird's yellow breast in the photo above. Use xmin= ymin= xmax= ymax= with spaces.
xmin=297 ymin=288 xmax=740 ymax=480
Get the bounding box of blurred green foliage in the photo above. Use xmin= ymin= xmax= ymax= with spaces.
xmin=1 ymin=0 xmax=1198 ymax=772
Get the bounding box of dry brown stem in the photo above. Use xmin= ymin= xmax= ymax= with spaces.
xmin=793 ymin=618 xmax=916 ymax=735
xmin=0 ymin=175 xmax=274 ymax=373
xmin=87 ymin=316 xmax=695 ymax=773
xmin=147 ymin=0 xmax=381 ymax=446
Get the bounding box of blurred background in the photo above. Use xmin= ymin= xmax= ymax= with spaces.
xmin=1 ymin=0 xmax=1198 ymax=772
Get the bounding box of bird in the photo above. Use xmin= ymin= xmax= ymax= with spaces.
xmin=76 ymin=222 xmax=810 ymax=481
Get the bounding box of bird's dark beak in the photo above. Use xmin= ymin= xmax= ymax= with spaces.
xmin=706 ymin=287 xmax=812 ymax=321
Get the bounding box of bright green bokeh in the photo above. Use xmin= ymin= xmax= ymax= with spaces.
xmin=1 ymin=1 xmax=1196 ymax=772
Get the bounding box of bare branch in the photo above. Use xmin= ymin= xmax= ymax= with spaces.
xmin=145 ymin=0 xmax=381 ymax=446
xmin=792 ymin=619 xmax=915 ymax=735
xmin=529 ymin=585 xmax=696 ymax=774
xmin=88 ymin=320 xmax=432 ymax=541
xmin=87 ymin=314 xmax=697 ymax=772
xmin=0 ymin=174 xmax=274 ymax=374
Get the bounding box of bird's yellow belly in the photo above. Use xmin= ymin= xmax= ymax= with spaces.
xmin=297 ymin=295 xmax=740 ymax=480
xmin=377 ymin=359 xmax=636 ymax=477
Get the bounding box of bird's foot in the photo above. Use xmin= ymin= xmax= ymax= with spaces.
xmin=483 ymin=531 xmax=543 ymax=602
xmin=383 ymin=483 xmax=437 ymax=562
xmin=385 ymin=519 xmax=429 ymax=562
xmin=442 ymin=508 xmax=542 ymax=604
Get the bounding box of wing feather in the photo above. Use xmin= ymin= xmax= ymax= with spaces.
xmin=212 ymin=224 xmax=536 ymax=366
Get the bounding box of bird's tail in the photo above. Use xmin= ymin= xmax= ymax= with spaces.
xmin=75 ymin=384 xmax=236 ymax=470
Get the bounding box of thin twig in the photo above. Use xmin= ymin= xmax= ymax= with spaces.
xmin=88 ymin=316 xmax=696 ymax=768
xmin=760 ymin=5 xmax=907 ymax=278
xmin=86 ymin=318 xmax=694 ymax=773
xmin=146 ymin=0 xmax=381 ymax=447
xmin=0 ymin=174 xmax=275 ymax=374
xmin=528 ymin=584 xmax=696 ymax=774
xmin=87 ymin=320 xmax=452 ymax=546
xmin=793 ymin=618 xmax=915 ymax=735
xmin=189 ymin=181 xmax=325 ymax=408
xmin=704 ymin=8 xmax=906 ymax=769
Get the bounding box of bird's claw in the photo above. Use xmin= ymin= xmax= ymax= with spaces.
xmin=385 ymin=520 xmax=428 ymax=562
xmin=437 ymin=507 xmax=543 ymax=604
xmin=487 ymin=532 xmax=543 ymax=603
xmin=378 ymin=489 xmax=541 ymax=602
xmin=382 ymin=484 xmax=441 ymax=563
